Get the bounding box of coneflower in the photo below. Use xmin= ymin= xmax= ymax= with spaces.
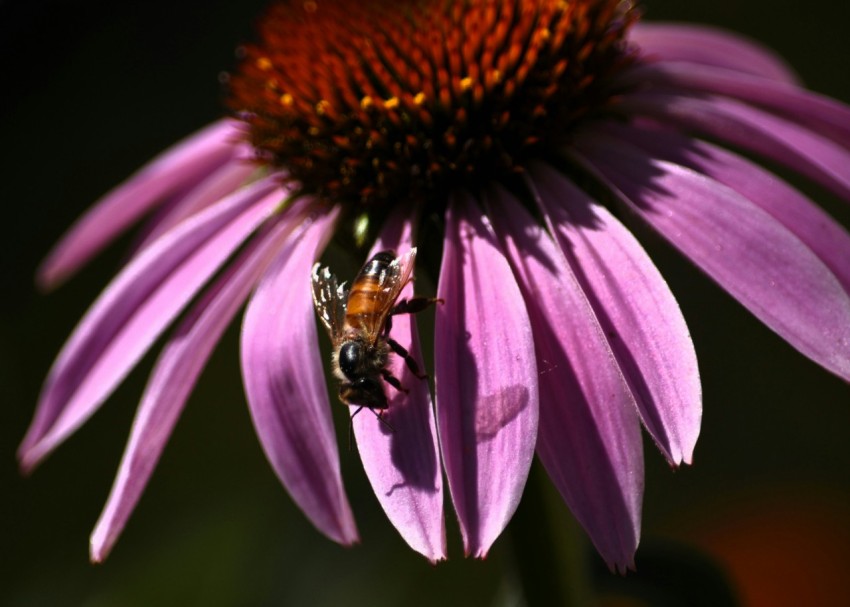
xmin=20 ymin=1 xmax=850 ymax=572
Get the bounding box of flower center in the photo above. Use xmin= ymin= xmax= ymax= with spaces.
xmin=228 ymin=0 xmax=637 ymax=212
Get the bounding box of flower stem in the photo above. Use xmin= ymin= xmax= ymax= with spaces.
xmin=508 ymin=462 xmax=593 ymax=606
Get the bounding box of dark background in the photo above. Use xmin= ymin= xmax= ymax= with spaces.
xmin=2 ymin=1 xmax=849 ymax=605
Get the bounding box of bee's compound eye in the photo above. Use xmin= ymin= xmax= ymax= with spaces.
xmin=338 ymin=341 xmax=363 ymax=379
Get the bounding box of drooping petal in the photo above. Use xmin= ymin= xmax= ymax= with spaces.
xmin=90 ymin=209 xmax=305 ymax=563
xmin=487 ymin=186 xmax=643 ymax=573
xmin=132 ymin=158 xmax=257 ymax=255
xmin=528 ymin=163 xmax=701 ymax=466
xmin=435 ymin=192 xmax=539 ymax=558
xmin=576 ymin=140 xmax=850 ymax=382
xmin=241 ymin=206 xmax=359 ymax=545
xmin=19 ymin=177 xmax=283 ymax=472
xmin=629 ymin=23 xmax=800 ymax=85
xmin=352 ymin=207 xmax=446 ymax=562
xmin=624 ymin=62 xmax=850 ymax=148
xmin=620 ymin=91 xmax=850 ymax=202
xmin=37 ymin=119 xmax=246 ymax=289
xmin=604 ymin=123 xmax=850 ymax=295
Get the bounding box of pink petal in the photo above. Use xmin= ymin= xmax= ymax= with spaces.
xmin=624 ymin=62 xmax=850 ymax=148
xmin=577 ymin=140 xmax=850 ymax=382
xmin=629 ymin=23 xmax=800 ymax=85
xmin=528 ymin=163 xmax=701 ymax=466
xmin=487 ymin=186 xmax=643 ymax=573
xmin=37 ymin=119 xmax=246 ymax=289
xmin=604 ymin=123 xmax=850 ymax=296
xmin=620 ymin=91 xmax=850 ymax=202
xmin=435 ymin=192 xmax=539 ymax=558
xmin=241 ymin=206 xmax=359 ymax=545
xmin=19 ymin=177 xmax=283 ymax=472
xmin=90 ymin=211 xmax=304 ymax=563
xmin=352 ymin=207 xmax=446 ymax=562
xmin=131 ymin=158 xmax=257 ymax=255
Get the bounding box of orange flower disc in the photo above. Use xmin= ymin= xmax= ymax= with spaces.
xmin=229 ymin=0 xmax=637 ymax=209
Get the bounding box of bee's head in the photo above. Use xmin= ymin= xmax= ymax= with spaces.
xmin=338 ymin=340 xmax=365 ymax=380
xmin=339 ymin=377 xmax=387 ymax=410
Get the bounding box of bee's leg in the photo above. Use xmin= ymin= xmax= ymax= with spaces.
xmin=381 ymin=368 xmax=409 ymax=393
xmin=390 ymin=296 xmax=444 ymax=317
xmin=387 ymin=337 xmax=429 ymax=380
xmin=382 ymin=298 xmax=443 ymax=338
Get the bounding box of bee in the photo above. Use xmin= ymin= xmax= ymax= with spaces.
xmin=311 ymin=248 xmax=440 ymax=420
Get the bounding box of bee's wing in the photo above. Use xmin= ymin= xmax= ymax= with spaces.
xmin=367 ymin=247 xmax=417 ymax=340
xmin=311 ymin=263 xmax=349 ymax=342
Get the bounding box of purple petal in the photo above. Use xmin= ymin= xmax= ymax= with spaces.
xmin=241 ymin=206 xmax=359 ymax=545
xmin=90 ymin=213 xmax=304 ymax=563
xmin=435 ymin=192 xmax=539 ymax=558
xmin=604 ymin=123 xmax=850 ymax=296
xmin=576 ymin=140 xmax=850 ymax=382
xmin=131 ymin=158 xmax=257 ymax=255
xmin=624 ymin=62 xmax=850 ymax=148
xmin=487 ymin=186 xmax=643 ymax=573
xmin=19 ymin=177 xmax=283 ymax=472
xmin=629 ymin=23 xmax=800 ymax=85
xmin=620 ymin=91 xmax=850 ymax=202
xmin=352 ymin=208 xmax=446 ymax=562
xmin=37 ymin=119 xmax=246 ymax=289
xmin=528 ymin=164 xmax=701 ymax=467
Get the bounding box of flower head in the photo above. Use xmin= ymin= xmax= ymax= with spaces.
xmin=21 ymin=0 xmax=850 ymax=572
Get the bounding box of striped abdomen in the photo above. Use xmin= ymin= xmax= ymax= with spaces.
xmin=344 ymin=251 xmax=395 ymax=332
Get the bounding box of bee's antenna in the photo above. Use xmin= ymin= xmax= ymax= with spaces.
xmin=348 ymin=406 xmax=364 ymax=451
xmin=348 ymin=407 xmax=395 ymax=451
xmin=373 ymin=410 xmax=395 ymax=433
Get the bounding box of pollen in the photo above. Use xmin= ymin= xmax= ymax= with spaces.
xmin=316 ymin=99 xmax=331 ymax=115
xmin=228 ymin=0 xmax=638 ymax=210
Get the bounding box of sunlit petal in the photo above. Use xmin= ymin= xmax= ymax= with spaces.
xmin=435 ymin=192 xmax=539 ymax=558
xmin=577 ymin=140 xmax=850 ymax=382
xmin=620 ymin=91 xmax=850 ymax=202
xmin=19 ymin=178 xmax=283 ymax=471
xmin=37 ymin=119 xmax=245 ymax=289
xmin=132 ymin=158 xmax=257 ymax=255
xmin=488 ymin=186 xmax=643 ymax=572
xmin=529 ymin=164 xmax=701 ymax=466
xmin=352 ymin=207 xmax=446 ymax=562
xmin=629 ymin=23 xmax=799 ymax=84
xmin=624 ymin=62 xmax=850 ymax=147
xmin=90 ymin=208 xmax=305 ymax=562
xmin=241 ymin=206 xmax=359 ymax=545
xmin=605 ymin=123 xmax=850 ymax=295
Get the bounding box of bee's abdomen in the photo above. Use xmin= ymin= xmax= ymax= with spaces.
xmin=345 ymin=251 xmax=394 ymax=328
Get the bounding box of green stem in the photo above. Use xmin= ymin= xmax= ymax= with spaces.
xmin=508 ymin=462 xmax=593 ymax=606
